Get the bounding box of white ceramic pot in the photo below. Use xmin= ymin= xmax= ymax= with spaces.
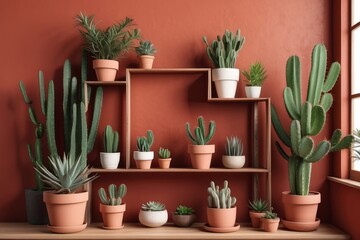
xmin=245 ymin=86 xmax=262 ymax=98
xmin=222 ymin=155 xmax=245 ymax=169
xmin=100 ymin=152 xmax=120 ymax=169
xmin=139 ymin=210 xmax=168 ymax=227
xmin=212 ymin=68 xmax=240 ymax=98
xmin=134 ymin=151 xmax=154 ymax=169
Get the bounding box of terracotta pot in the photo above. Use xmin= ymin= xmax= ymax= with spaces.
xmin=139 ymin=55 xmax=155 ymax=69
xmin=25 ymin=189 xmax=48 ymax=225
xmin=249 ymin=211 xmax=265 ymax=228
xmin=222 ymin=155 xmax=245 ymax=169
xmin=282 ymin=191 xmax=321 ymax=222
xmin=100 ymin=152 xmax=120 ymax=169
xmin=188 ymin=144 xmax=215 ymax=169
xmin=172 ymin=213 xmax=196 ymax=227
xmin=93 ymin=59 xmax=119 ymax=82
xmin=212 ymin=68 xmax=239 ymax=98
xmin=43 ymin=191 xmax=88 ymax=233
xmin=100 ymin=203 xmax=126 ymax=229
xmin=207 ymin=207 xmax=237 ymax=228
xmin=139 ymin=210 xmax=168 ymax=227
xmin=245 ymin=86 xmax=262 ymax=98
xmin=262 ymin=218 xmax=280 ymax=232
xmin=158 ymin=158 xmax=171 ymax=169
xmin=134 ymin=151 xmax=154 ymax=169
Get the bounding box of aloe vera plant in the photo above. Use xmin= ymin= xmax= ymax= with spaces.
xmin=271 ymin=44 xmax=354 ymax=195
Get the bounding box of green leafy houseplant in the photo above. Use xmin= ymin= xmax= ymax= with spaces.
xmin=103 ymin=125 xmax=119 ymax=153
xmin=174 ymin=205 xmax=195 ymax=215
xmin=98 ymin=184 xmax=127 ymax=206
xmin=271 ymin=43 xmax=354 ymax=196
xmin=186 ymin=116 xmax=215 ymax=145
xmin=137 ymin=130 xmax=154 ymax=152
xmin=135 ymin=40 xmax=157 ymax=56
xmin=242 ymin=61 xmax=267 ymax=86
xmin=225 ymin=136 xmax=243 ymax=156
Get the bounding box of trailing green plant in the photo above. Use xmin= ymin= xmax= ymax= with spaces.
xmin=103 ymin=125 xmax=119 ymax=153
xmin=141 ymin=201 xmax=166 ymax=211
xmin=75 ymin=12 xmax=141 ymax=60
xmin=185 ymin=116 xmax=216 ymax=145
xmin=202 ymin=29 xmax=245 ymax=68
xmin=263 ymin=208 xmax=278 ymax=219
xmin=136 ymin=130 xmax=154 ymax=152
xmin=271 ymin=44 xmax=354 ymax=195
xmin=158 ymin=147 xmax=171 ymax=159
xmin=248 ymin=198 xmax=268 ymax=212
xmin=98 ymin=184 xmax=127 ymax=205
xmin=207 ymin=180 xmax=237 ymax=209
xmin=35 ymin=154 xmax=97 ymax=194
xmin=174 ymin=205 xmax=195 ymax=215
xmin=135 ymin=40 xmax=156 ymax=56
xmin=225 ymin=136 xmax=243 ymax=156
xmin=242 ymin=61 xmax=267 ymax=86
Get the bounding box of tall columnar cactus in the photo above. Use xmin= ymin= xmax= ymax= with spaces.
xmin=186 ymin=116 xmax=216 ymax=145
xmin=271 ymin=44 xmax=354 ymax=195
xmin=98 ymin=184 xmax=127 ymax=206
xmin=103 ymin=125 xmax=119 ymax=153
xmin=207 ymin=180 xmax=237 ymax=209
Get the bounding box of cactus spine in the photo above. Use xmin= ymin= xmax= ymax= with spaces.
xmin=103 ymin=125 xmax=119 ymax=153
xmin=207 ymin=180 xmax=237 ymax=209
xmin=98 ymin=184 xmax=127 ymax=205
xmin=271 ymin=44 xmax=354 ymax=195
xmin=186 ymin=116 xmax=216 ymax=145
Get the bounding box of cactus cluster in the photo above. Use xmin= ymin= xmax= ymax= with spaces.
xmin=158 ymin=147 xmax=171 ymax=159
xmin=225 ymin=136 xmax=243 ymax=156
xmin=203 ymin=29 xmax=245 ymax=68
xmin=207 ymin=180 xmax=237 ymax=209
xmin=186 ymin=116 xmax=216 ymax=145
xmin=141 ymin=201 xmax=166 ymax=211
xmin=98 ymin=184 xmax=127 ymax=206
xmin=135 ymin=40 xmax=157 ymax=56
xmin=103 ymin=125 xmax=119 ymax=153
xmin=271 ymin=44 xmax=354 ymax=195
xmin=137 ymin=130 xmax=154 ymax=152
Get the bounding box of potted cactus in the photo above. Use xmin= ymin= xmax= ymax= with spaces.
xmin=261 ymin=208 xmax=280 ymax=233
xmin=205 ymin=180 xmax=238 ymax=232
xmin=248 ymin=198 xmax=268 ymax=228
xmin=172 ymin=205 xmax=196 ymax=227
xmin=242 ymin=61 xmax=267 ymax=98
xmin=139 ymin=201 xmax=168 ymax=227
xmin=75 ymin=12 xmax=141 ymax=81
xmin=203 ymin=29 xmax=245 ymax=98
xmin=134 ymin=130 xmax=154 ymax=169
xmin=271 ymin=44 xmax=354 ymax=230
xmin=185 ymin=116 xmax=216 ymax=169
xmin=100 ymin=125 xmax=120 ymax=169
xmin=158 ymin=147 xmax=171 ymax=169
xmin=135 ymin=40 xmax=157 ymax=69
xmin=99 ymin=184 xmax=127 ymax=229
xmin=222 ymin=136 xmax=245 ymax=168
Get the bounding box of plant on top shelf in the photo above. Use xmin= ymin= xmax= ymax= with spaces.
xmin=100 ymin=125 xmax=120 ymax=169
xmin=135 ymin=40 xmax=157 ymax=70
xmin=139 ymin=201 xmax=168 ymax=227
xmin=271 ymin=43 xmax=354 ymax=230
xmin=242 ymin=61 xmax=267 ymax=98
xmin=158 ymin=147 xmax=171 ymax=169
xmin=203 ymin=29 xmax=245 ymax=98
xmin=172 ymin=205 xmax=196 ymax=227
xmin=75 ymin=12 xmax=141 ymax=81
xmin=262 ymin=208 xmax=280 ymax=233
xmin=134 ymin=130 xmax=154 ymax=169
xmin=222 ymin=136 xmax=245 ymax=169
xmin=185 ymin=116 xmax=216 ymax=169
xmin=248 ymin=198 xmax=268 ymax=228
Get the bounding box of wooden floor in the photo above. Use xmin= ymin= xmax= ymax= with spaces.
xmin=0 ymin=222 xmax=350 ymax=240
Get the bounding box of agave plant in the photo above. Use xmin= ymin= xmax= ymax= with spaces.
xmin=242 ymin=61 xmax=267 ymax=86
xmin=225 ymin=136 xmax=243 ymax=156
xmin=135 ymin=40 xmax=157 ymax=56
xmin=248 ymin=198 xmax=268 ymax=212
xmin=141 ymin=201 xmax=166 ymax=211
xmin=35 ymin=154 xmax=97 ymax=194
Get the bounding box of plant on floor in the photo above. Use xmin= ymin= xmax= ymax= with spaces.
xmin=225 ymin=136 xmax=243 ymax=156
xmin=103 ymin=125 xmax=119 ymax=153
xmin=135 ymin=40 xmax=156 ymax=56
xmin=137 ymin=130 xmax=154 ymax=152
xmin=208 ymin=180 xmax=236 ymax=208
xmin=174 ymin=205 xmax=195 ymax=215
xmin=141 ymin=201 xmax=166 ymax=211
xmin=158 ymin=147 xmax=171 ymax=159
xmin=249 ymin=199 xmax=268 ymax=212
xmin=186 ymin=116 xmax=216 ymax=145
xmin=99 ymin=184 xmax=127 ymax=205
xmin=242 ymin=61 xmax=267 ymax=86
xmin=271 ymin=43 xmax=354 ymax=195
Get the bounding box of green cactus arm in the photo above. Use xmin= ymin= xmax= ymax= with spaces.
xmin=87 ymin=87 xmax=103 ymax=153
xmin=118 ymin=184 xmax=127 ymax=199
xmin=331 ymin=134 xmax=354 ymax=152
xmin=309 ymin=105 xmax=325 ymax=136
xmin=208 ymin=195 xmax=213 ymax=208
xmin=46 ymin=80 xmax=57 ymax=158
xmin=275 ymin=141 xmax=290 ymax=160
xmin=198 ymin=117 xmax=205 ymax=139
xmin=296 ymin=161 xmax=312 ymax=195
xmin=63 ymin=60 xmax=72 ymax=155
xmin=304 ymin=140 xmax=331 ymax=163
xmin=98 ymin=188 xmax=109 ymax=205
xmin=104 ymin=125 xmax=113 ymax=152
xmin=204 ymin=121 xmax=215 ymax=144
xmin=34 ymin=139 xmax=44 ymax=191
xmin=298 ymin=136 xmax=314 ymax=159
xmin=69 ymin=104 xmax=77 ymax=161
xmin=38 ymin=71 xmax=46 ymax=115
xmin=185 ymin=123 xmax=197 ymax=144
xmin=219 ymin=189 xmax=226 ymax=208
xmin=288 ymin=156 xmax=298 ymax=194
xmin=195 ymin=127 xmax=205 ymax=145
xmin=113 ymin=131 xmax=119 ymax=152
xmin=109 ymin=184 xmax=116 ymax=200
xmin=286 ymin=55 xmax=302 ymax=114
xmin=284 ymin=87 xmax=300 ymax=120
xmin=81 ymin=49 xmax=88 ymax=104
xmin=323 ymin=62 xmax=340 ymax=92
xmin=28 ymin=107 xmax=38 ymax=125
xmin=300 ymin=102 xmax=312 ymax=136
xmin=79 ymin=103 xmax=88 ymax=168
xmin=19 ymin=81 xmax=31 ymax=104
xmin=330 ymin=129 xmax=342 ymax=146
xmin=320 ymin=93 xmax=333 ymax=113
xmin=271 ymin=104 xmax=291 ymax=147
xmin=146 ymin=130 xmax=154 ymax=148
xmin=290 ymin=120 xmax=301 ymax=156
xmin=231 ymin=196 xmax=237 ymax=207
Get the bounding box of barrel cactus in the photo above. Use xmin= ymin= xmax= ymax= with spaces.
xmin=271 ymin=44 xmax=354 ymax=195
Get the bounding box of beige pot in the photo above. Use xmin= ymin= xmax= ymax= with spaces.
xmin=139 ymin=209 xmax=168 ymax=227
xmin=249 ymin=211 xmax=265 ymax=228
xmin=139 ymin=55 xmax=155 ymax=69
xmin=93 ymin=59 xmax=119 ymax=82
xmin=158 ymin=158 xmax=171 ymax=169
xmin=262 ymin=218 xmax=280 ymax=232
xmin=188 ymin=144 xmax=215 ymax=169
xmin=207 ymin=207 xmax=236 ymax=228
xmin=100 ymin=203 xmax=126 ymax=229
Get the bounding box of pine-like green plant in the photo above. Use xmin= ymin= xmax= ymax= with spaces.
xmin=137 ymin=130 xmax=154 ymax=152
xmin=103 ymin=125 xmax=119 ymax=153
xmin=75 ymin=12 xmax=141 ymax=60
xmin=242 ymin=61 xmax=267 ymax=86
xmin=98 ymin=184 xmax=127 ymax=205
xmin=185 ymin=116 xmax=216 ymax=145
xmin=271 ymin=44 xmax=354 ymax=195
xmin=248 ymin=198 xmax=268 ymax=212
xmin=207 ymin=180 xmax=237 ymax=209
xmin=225 ymin=136 xmax=243 ymax=156
xmin=141 ymin=201 xmax=166 ymax=211
xmin=174 ymin=205 xmax=195 ymax=215
xmin=135 ymin=40 xmax=156 ymax=56
xmin=158 ymin=147 xmax=171 ymax=159
xmin=202 ymin=29 xmax=245 ymax=68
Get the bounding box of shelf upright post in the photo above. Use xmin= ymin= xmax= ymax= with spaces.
xmin=126 ymin=70 xmax=131 ymax=169
xmin=251 ymin=102 xmax=259 ymax=201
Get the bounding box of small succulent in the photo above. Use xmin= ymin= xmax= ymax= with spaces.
xmin=208 ymin=180 xmax=237 ymax=209
xmin=225 ymin=136 xmax=243 ymax=156
xmin=174 ymin=205 xmax=195 ymax=215
xmin=98 ymin=184 xmax=127 ymax=206
xmin=141 ymin=201 xmax=166 ymax=211
xmin=158 ymin=147 xmax=171 ymax=159
xmin=185 ymin=116 xmax=216 ymax=145
xmin=137 ymin=130 xmax=154 ymax=152
xmin=242 ymin=61 xmax=267 ymax=86
xmin=263 ymin=208 xmax=278 ymax=219
xmin=103 ymin=125 xmax=119 ymax=153
xmin=135 ymin=40 xmax=157 ymax=56
xmin=248 ymin=198 xmax=268 ymax=212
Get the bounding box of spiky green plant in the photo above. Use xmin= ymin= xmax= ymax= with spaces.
xmin=136 ymin=130 xmax=154 ymax=152
xmin=242 ymin=61 xmax=267 ymax=86
xmin=174 ymin=205 xmax=195 ymax=215
xmin=75 ymin=12 xmax=141 ymax=60
xmin=103 ymin=125 xmax=119 ymax=153
xmin=271 ymin=44 xmax=354 ymax=195
xmin=186 ymin=116 xmax=216 ymax=145
xmin=35 ymin=154 xmax=97 ymax=194
xmin=225 ymin=136 xmax=243 ymax=156
xmin=202 ymin=29 xmax=245 ymax=68
xmin=141 ymin=201 xmax=166 ymax=211
xmin=248 ymin=199 xmax=268 ymax=212
xmin=263 ymin=208 xmax=278 ymax=219
xmin=98 ymin=184 xmax=127 ymax=205
xmin=207 ymin=180 xmax=237 ymax=209
xmin=158 ymin=147 xmax=171 ymax=159
xmin=135 ymin=40 xmax=156 ymax=56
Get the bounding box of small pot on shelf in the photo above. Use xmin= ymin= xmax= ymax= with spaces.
xmin=242 ymin=61 xmax=266 ymax=98
xmin=158 ymin=147 xmax=171 ymax=169
xmin=134 ymin=130 xmax=154 ymax=169
xmin=135 ymin=40 xmax=156 ymax=69
xmin=248 ymin=198 xmax=268 ymax=228
xmin=222 ymin=136 xmax=245 ymax=169
xmin=93 ymin=59 xmax=119 ymax=82
xmin=172 ymin=205 xmax=196 ymax=227
xmin=100 ymin=125 xmax=120 ymax=169
xmin=139 ymin=201 xmax=168 ymax=227
xmin=261 ymin=208 xmax=279 ymax=233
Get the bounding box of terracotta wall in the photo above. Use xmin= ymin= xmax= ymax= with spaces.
xmin=0 ymin=0 xmax=335 ymax=224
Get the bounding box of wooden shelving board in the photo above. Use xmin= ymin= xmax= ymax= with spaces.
xmin=0 ymin=223 xmax=350 ymax=240
xmin=89 ymin=167 xmax=270 ymax=173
